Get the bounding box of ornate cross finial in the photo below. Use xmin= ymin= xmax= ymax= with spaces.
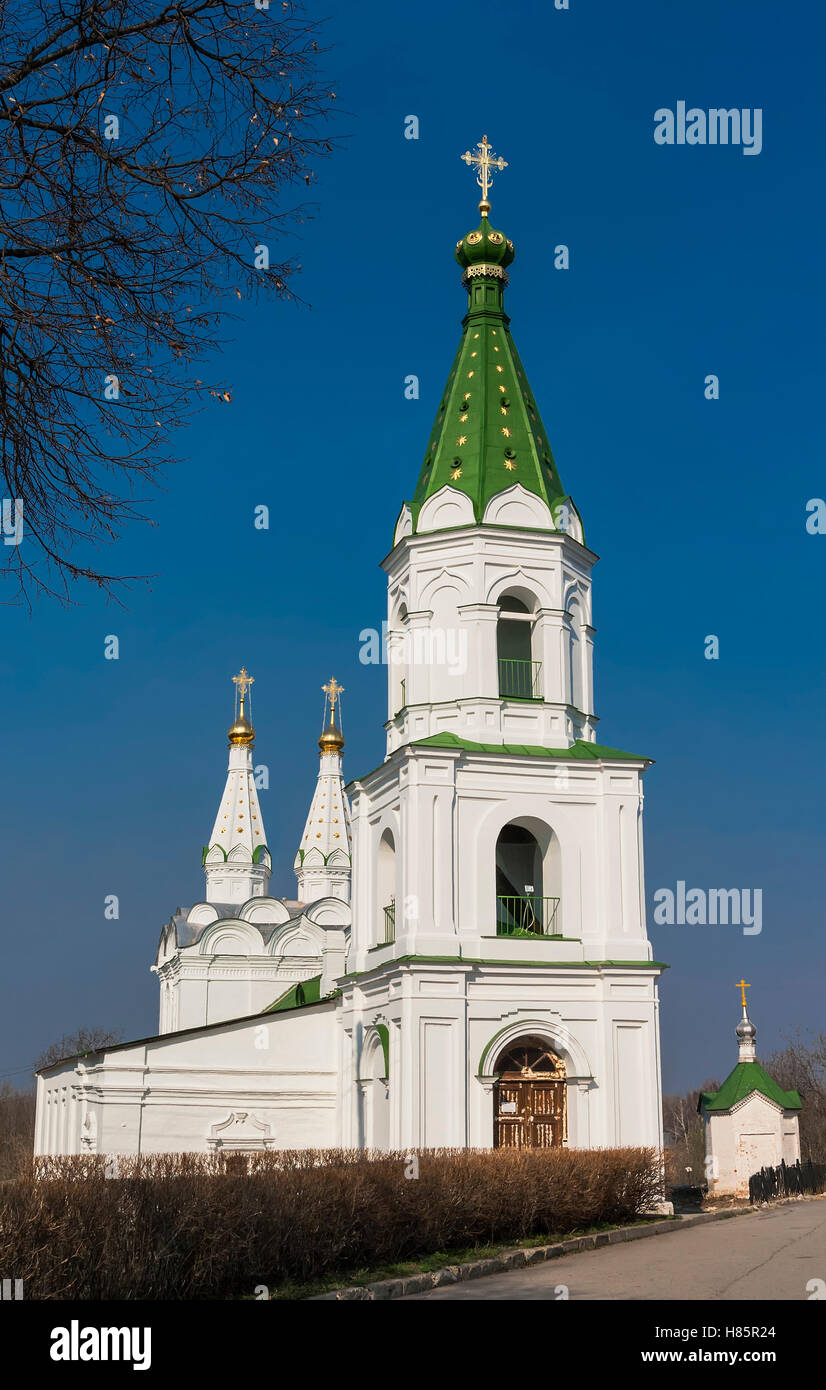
xmin=736 ymin=978 xmax=751 ymax=1009
xmin=322 ymin=676 xmax=344 ymax=717
xmin=232 ymin=666 xmax=254 ymax=709
xmin=460 ymin=134 xmax=508 ymax=211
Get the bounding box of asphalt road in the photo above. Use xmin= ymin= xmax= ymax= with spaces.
xmin=401 ymin=1199 xmax=826 ymax=1301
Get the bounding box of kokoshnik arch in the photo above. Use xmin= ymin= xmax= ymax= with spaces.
xmin=35 ymin=138 xmax=667 ymax=1159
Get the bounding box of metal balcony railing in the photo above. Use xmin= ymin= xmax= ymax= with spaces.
xmin=496 ymin=894 xmax=561 ymax=937
xmin=382 ymin=899 xmax=396 ymax=944
xmin=498 ymin=657 xmax=542 ymax=700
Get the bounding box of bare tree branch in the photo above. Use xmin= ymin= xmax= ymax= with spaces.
xmin=0 ymin=0 xmax=336 ymax=603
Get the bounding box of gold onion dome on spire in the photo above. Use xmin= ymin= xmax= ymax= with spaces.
xmin=456 ymin=134 xmax=514 ymax=275
xmin=319 ymin=676 xmax=345 ymax=754
xmin=318 ymin=721 xmax=344 ymax=754
xmin=228 ymin=666 xmax=256 ymax=746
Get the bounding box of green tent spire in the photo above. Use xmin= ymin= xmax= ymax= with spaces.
xmin=407 ymin=136 xmax=576 ymax=537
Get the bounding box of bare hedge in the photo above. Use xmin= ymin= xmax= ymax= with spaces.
xmin=2 ymin=1147 xmax=661 ymax=1299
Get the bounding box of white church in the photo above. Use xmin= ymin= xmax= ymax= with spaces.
xmin=35 ymin=139 xmax=668 ymax=1160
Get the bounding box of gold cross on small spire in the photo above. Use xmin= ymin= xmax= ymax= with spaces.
xmin=232 ymin=666 xmax=254 ymax=709
xmin=736 ymin=978 xmax=751 ymax=1009
xmin=460 ymin=134 xmax=508 ymax=209
xmin=322 ymin=676 xmax=344 ymax=717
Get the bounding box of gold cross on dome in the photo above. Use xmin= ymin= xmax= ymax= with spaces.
xmin=460 ymin=134 xmax=508 ymax=207
xmin=736 ymin=978 xmax=751 ymax=1009
xmin=322 ymin=676 xmax=344 ymax=716
xmin=232 ymin=666 xmax=254 ymax=703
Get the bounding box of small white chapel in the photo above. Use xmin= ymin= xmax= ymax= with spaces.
xmin=701 ymin=985 xmax=802 ymax=1196
xmin=35 ymin=138 xmax=668 ymax=1159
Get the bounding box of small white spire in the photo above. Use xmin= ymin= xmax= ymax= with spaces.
xmin=294 ymin=680 xmax=352 ymax=903
xmin=202 ymin=669 xmax=271 ymax=906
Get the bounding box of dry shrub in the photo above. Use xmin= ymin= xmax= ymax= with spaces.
xmin=3 ymin=1147 xmax=660 ymax=1299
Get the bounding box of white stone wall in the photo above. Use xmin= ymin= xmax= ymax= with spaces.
xmin=35 ymin=1003 xmax=338 ymax=1157
xmin=705 ymin=1093 xmax=801 ymax=1196
xmin=338 ymin=961 xmax=664 ymax=1153
xmin=348 ymin=744 xmax=649 ymax=970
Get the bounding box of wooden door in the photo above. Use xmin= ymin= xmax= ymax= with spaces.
xmin=493 ymin=1041 xmax=566 ymax=1148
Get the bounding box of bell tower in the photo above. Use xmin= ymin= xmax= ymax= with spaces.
xmin=340 ymin=139 xmax=665 ymax=1157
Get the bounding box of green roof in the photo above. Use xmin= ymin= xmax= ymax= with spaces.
xmin=406 ymin=213 xmax=576 ymax=536
xmin=700 ymin=1062 xmax=802 ymax=1113
xmin=413 ymin=733 xmax=652 ymax=763
xmin=264 ymin=975 xmax=323 ymax=1014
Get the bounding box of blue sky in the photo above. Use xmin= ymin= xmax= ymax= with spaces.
xmin=1 ymin=0 xmax=824 ymax=1094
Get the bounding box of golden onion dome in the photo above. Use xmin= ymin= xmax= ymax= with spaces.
xmin=228 ymin=713 xmax=255 ymax=746
xmin=318 ymin=720 xmax=345 ymax=754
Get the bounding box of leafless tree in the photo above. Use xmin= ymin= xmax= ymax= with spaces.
xmin=0 ymin=0 xmax=335 ymax=602
xmin=33 ymin=1024 xmax=123 ymax=1071
xmin=765 ymin=1033 xmax=826 ymax=1162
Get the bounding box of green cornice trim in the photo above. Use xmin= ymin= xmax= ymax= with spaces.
xmin=350 ymin=736 xmax=651 ymax=790
xmin=413 ymin=734 xmax=652 ymax=762
xmin=699 ymin=1062 xmax=802 ymax=1114
xmin=252 ymin=844 xmax=270 ymax=864
xmin=342 ymin=955 xmax=668 ymax=982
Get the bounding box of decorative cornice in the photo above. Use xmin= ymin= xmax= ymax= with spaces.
xmin=461 ymin=262 xmax=509 ymax=285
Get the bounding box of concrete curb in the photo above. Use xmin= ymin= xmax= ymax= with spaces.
xmin=308 ymin=1205 xmax=755 ymax=1300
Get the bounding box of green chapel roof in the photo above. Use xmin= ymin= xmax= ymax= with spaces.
xmin=699 ymin=1062 xmax=802 ymax=1113
xmin=406 ymin=209 xmax=576 ymax=536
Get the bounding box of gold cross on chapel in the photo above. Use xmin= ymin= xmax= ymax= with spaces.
xmin=232 ymin=666 xmax=254 ymax=708
xmin=322 ymin=676 xmax=344 ymax=717
xmin=460 ymin=134 xmax=508 ymax=208
xmin=736 ymin=978 xmax=751 ymax=1009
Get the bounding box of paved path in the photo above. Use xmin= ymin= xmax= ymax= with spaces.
xmin=402 ymin=1199 xmax=826 ymax=1301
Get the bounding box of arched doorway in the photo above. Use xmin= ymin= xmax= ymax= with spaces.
xmin=360 ymin=1028 xmax=390 ymax=1150
xmin=493 ymin=1037 xmax=566 ymax=1148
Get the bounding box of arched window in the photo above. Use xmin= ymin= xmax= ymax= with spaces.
xmin=495 ymin=821 xmax=561 ymax=937
xmin=497 ymin=594 xmax=541 ymax=700
xmin=568 ymin=601 xmax=584 ymax=711
xmin=391 ymin=604 xmax=408 ymax=715
xmin=377 ymin=829 xmax=396 ymax=944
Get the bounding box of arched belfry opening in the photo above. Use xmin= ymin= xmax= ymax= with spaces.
xmin=377 ymin=828 xmax=396 ymax=944
xmin=493 ymin=1037 xmax=566 ymax=1148
xmin=495 ymin=820 xmax=560 ymax=936
xmin=496 ymin=593 xmax=541 ymax=700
